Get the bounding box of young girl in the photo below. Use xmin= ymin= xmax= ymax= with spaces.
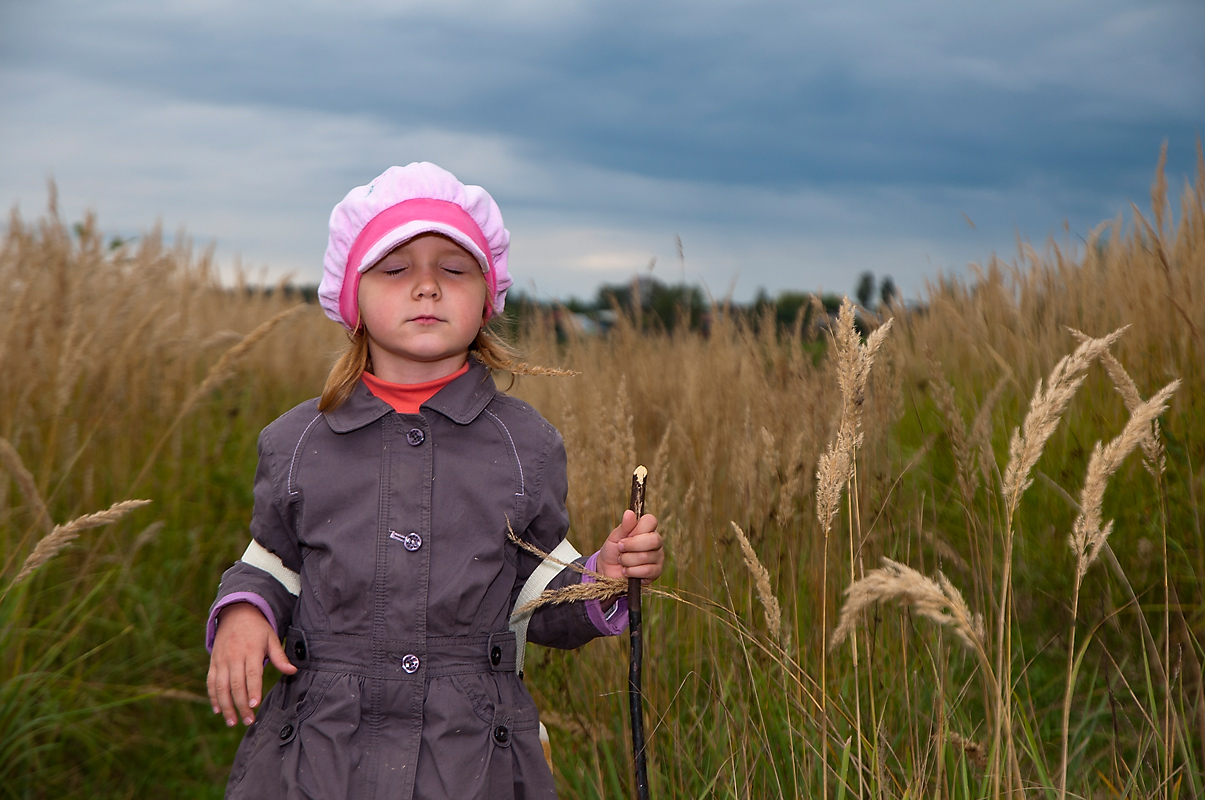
xmin=205 ymin=162 xmax=664 ymax=799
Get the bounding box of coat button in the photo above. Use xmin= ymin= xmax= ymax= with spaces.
xmin=493 ymin=725 xmax=509 ymax=744
xmin=490 ymin=646 xmax=502 ymax=666
xmin=406 ymin=428 xmax=425 ymax=446
xmin=279 ymin=724 xmax=294 ymax=740
xmin=389 ymin=530 xmax=423 ymax=551
xmin=401 ymin=654 xmax=421 ymax=674
xmin=293 ymin=640 xmax=306 ymax=660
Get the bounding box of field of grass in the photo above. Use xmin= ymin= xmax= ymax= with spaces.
xmin=2 ymin=152 xmax=1202 ymax=798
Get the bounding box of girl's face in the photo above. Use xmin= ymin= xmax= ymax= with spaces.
xmin=357 ymin=232 xmax=489 ymax=384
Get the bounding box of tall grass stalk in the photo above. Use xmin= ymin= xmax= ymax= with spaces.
xmin=1058 ymin=378 xmax=1179 ymax=799
xmin=994 ymin=328 xmax=1124 ymax=795
xmin=814 ymin=298 xmax=892 ymax=796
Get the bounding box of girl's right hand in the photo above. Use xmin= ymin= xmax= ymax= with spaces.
xmin=206 ymin=602 xmax=297 ymax=727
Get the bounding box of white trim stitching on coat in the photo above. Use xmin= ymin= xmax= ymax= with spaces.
xmin=483 ymin=409 xmax=524 ymax=497
xmin=288 ymin=414 xmax=323 ymax=495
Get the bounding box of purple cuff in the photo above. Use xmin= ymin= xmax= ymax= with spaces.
xmin=205 ymin=592 xmax=278 ymax=652
xmin=582 ymin=551 xmax=629 ymax=636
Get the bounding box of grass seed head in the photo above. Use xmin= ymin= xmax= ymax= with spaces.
xmin=1001 ymin=327 xmax=1127 ymax=513
xmin=730 ymin=521 xmax=783 ymax=644
xmin=832 ymin=558 xmax=984 ymax=653
xmin=11 ymin=499 xmax=152 ymax=585
xmin=1070 ymin=379 xmax=1179 ymax=576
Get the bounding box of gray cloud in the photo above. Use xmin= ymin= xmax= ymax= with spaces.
xmin=2 ymin=0 xmax=1201 ymax=300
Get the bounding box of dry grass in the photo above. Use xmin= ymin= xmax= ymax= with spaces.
xmin=1000 ymin=327 xmax=1126 ymax=515
xmin=730 ymin=521 xmax=783 ymax=644
xmin=1070 ymin=379 xmax=1179 ymax=578
xmin=832 ymin=558 xmax=985 ymax=654
xmin=0 ymin=437 xmax=51 ymax=536
xmin=1 ymin=152 xmax=1202 ymax=798
xmin=815 ymin=298 xmax=893 ymax=533
xmin=11 ymin=499 xmax=152 ymax=586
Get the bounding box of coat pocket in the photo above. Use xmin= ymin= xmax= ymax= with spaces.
xmin=418 ymin=674 xmax=552 ymax=799
xmin=275 ymin=670 xmax=336 ymax=745
xmin=225 ymin=671 xmax=339 ymax=799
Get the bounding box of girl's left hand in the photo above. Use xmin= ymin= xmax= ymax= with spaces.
xmin=598 ymin=509 xmax=664 ymax=584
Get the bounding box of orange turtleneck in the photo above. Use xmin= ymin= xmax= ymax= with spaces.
xmin=360 ymin=363 xmax=469 ymax=414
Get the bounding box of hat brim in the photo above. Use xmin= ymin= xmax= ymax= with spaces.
xmin=355 ymin=221 xmax=492 ymax=276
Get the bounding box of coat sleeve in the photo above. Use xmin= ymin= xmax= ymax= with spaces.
xmin=515 ymin=428 xmax=627 ymax=649
xmin=205 ymin=426 xmax=302 ymax=650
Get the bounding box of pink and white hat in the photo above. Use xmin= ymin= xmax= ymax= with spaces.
xmin=318 ymin=162 xmax=512 ymax=329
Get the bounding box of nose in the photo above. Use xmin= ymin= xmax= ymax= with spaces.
xmin=411 ymin=267 xmax=440 ymax=300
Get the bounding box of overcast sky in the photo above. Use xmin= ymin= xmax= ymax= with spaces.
xmin=1 ymin=0 xmax=1201 ymax=303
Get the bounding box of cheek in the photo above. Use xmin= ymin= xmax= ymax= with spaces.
xmin=472 ymin=281 xmax=490 ymax=322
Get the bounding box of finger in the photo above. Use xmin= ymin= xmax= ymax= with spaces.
xmin=244 ymin=656 xmax=264 ymax=718
xmin=621 ymin=513 xmax=660 ymax=544
xmin=206 ymin=665 xmax=221 ymax=714
xmin=620 ymin=550 xmax=664 ymax=569
xmin=603 ymin=511 xmax=635 ymax=548
xmin=212 ymin=665 xmax=238 ymax=727
xmin=229 ymin=659 xmax=254 ymax=726
xmin=267 ymin=635 xmax=298 ymax=676
xmin=610 ymin=509 xmax=638 ymax=540
xmin=617 ymin=531 xmax=663 ymax=553
xmin=622 ymin=561 xmax=663 ymax=581
xmin=634 ymin=513 xmax=658 ymax=534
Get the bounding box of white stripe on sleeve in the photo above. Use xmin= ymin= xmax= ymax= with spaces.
xmin=240 ymin=539 xmax=301 ymax=596
xmin=509 ymin=538 xmax=582 ymax=674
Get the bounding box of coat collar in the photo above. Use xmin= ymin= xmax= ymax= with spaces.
xmin=421 ymin=358 xmax=498 ymax=424
xmin=324 ymin=358 xmax=498 ymax=433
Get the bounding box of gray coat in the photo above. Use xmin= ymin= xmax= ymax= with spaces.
xmin=210 ymin=360 xmax=613 ymax=799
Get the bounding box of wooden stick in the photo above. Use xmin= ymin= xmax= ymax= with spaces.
xmin=628 ymin=465 xmax=650 ymax=800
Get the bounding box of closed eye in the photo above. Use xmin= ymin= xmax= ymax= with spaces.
xmin=441 ymin=259 xmax=476 ymax=275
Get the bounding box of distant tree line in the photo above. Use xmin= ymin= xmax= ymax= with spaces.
xmin=280 ymin=268 xmax=902 ymax=337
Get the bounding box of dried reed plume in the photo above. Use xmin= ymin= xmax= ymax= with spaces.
xmin=507 ymin=526 xmax=591 ymax=575
xmin=505 ymin=527 xmax=627 ymax=615
xmin=995 ymin=330 xmax=1123 ymax=797
xmin=174 ymin=304 xmax=309 ymax=419
xmin=1000 ymin=327 xmax=1126 ymax=514
xmin=513 ymin=580 xmax=629 ymax=615
xmin=128 ymin=303 xmax=307 ymax=492
xmin=834 ymin=558 xmax=1004 ymax=789
xmin=1059 ymin=377 xmax=1178 ymax=800
xmin=970 ymin=377 xmax=1008 ymax=491
xmin=815 ymin=441 xmax=854 ymax=534
xmin=927 ymin=354 xmax=978 ymax=504
xmin=919 ymin=528 xmax=970 ymax=573
xmin=1070 ymin=327 xmax=1168 ymax=474
xmin=10 ymin=499 xmax=152 ymax=586
xmin=946 ymin=732 xmax=988 ymax=770
xmin=730 ymin=522 xmax=783 ymax=643
xmin=0 ymin=436 xmax=52 ymax=534
xmin=508 ymin=363 xmax=582 ymax=378
xmin=814 ymin=297 xmax=892 ymax=800
xmin=815 ymin=298 xmax=894 ymax=532
xmin=1070 ymin=379 xmax=1179 ymax=577
xmin=831 ymin=558 xmax=985 ymax=654
xmin=53 ymin=312 xmax=88 ymax=417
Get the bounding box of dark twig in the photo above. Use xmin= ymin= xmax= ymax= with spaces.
xmin=628 ymin=465 xmax=650 ymax=800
